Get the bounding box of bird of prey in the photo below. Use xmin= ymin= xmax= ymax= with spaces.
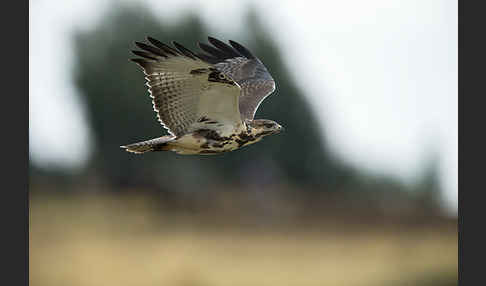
xmin=121 ymin=36 xmax=283 ymax=155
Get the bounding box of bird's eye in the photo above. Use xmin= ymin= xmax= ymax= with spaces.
xmin=218 ymin=73 xmax=226 ymax=80
xmin=264 ymin=123 xmax=274 ymax=128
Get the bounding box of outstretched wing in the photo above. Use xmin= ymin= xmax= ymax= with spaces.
xmin=196 ymin=37 xmax=276 ymax=120
xmin=131 ymin=37 xmax=242 ymax=137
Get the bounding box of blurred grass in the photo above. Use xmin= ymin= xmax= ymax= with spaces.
xmin=29 ymin=192 xmax=457 ymax=286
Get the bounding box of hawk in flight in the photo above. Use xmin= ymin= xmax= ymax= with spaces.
xmin=121 ymin=36 xmax=283 ymax=155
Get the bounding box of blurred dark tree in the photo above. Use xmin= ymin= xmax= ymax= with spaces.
xmin=413 ymin=152 xmax=443 ymax=212
xmin=70 ymin=3 xmax=439 ymax=201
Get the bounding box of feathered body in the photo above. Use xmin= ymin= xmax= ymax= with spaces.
xmin=121 ymin=36 xmax=282 ymax=155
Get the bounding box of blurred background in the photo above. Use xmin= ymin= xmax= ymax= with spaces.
xmin=29 ymin=0 xmax=458 ymax=285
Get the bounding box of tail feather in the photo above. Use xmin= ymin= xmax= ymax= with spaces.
xmin=121 ymin=136 xmax=175 ymax=154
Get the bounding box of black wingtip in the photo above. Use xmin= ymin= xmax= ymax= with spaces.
xmin=198 ymin=41 xmax=228 ymax=59
xmin=172 ymin=41 xmax=197 ymax=60
xmin=146 ymin=36 xmax=161 ymax=45
xmin=228 ymin=40 xmax=255 ymax=59
xmin=134 ymin=41 xmax=145 ymax=49
xmin=130 ymin=58 xmax=148 ymax=68
xmin=196 ymin=36 xmax=255 ymax=62
xmin=131 ymin=50 xmax=157 ymax=60
xmin=146 ymin=37 xmax=179 ymax=56
xmin=207 ymin=36 xmax=241 ymax=57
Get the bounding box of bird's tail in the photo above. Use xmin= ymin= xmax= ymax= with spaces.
xmin=120 ymin=136 xmax=175 ymax=154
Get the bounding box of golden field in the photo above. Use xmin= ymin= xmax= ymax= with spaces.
xmin=29 ymin=193 xmax=457 ymax=286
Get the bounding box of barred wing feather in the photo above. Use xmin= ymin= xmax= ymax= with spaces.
xmin=131 ymin=38 xmax=242 ymax=136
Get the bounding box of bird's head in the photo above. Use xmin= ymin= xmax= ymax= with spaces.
xmin=247 ymin=119 xmax=284 ymax=137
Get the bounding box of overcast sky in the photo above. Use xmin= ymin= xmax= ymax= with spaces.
xmin=29 ymin=0 xmax=457 ymax=214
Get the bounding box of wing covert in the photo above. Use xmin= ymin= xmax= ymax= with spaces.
xmin=196 ymin=37 xmax=276 ymax=120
